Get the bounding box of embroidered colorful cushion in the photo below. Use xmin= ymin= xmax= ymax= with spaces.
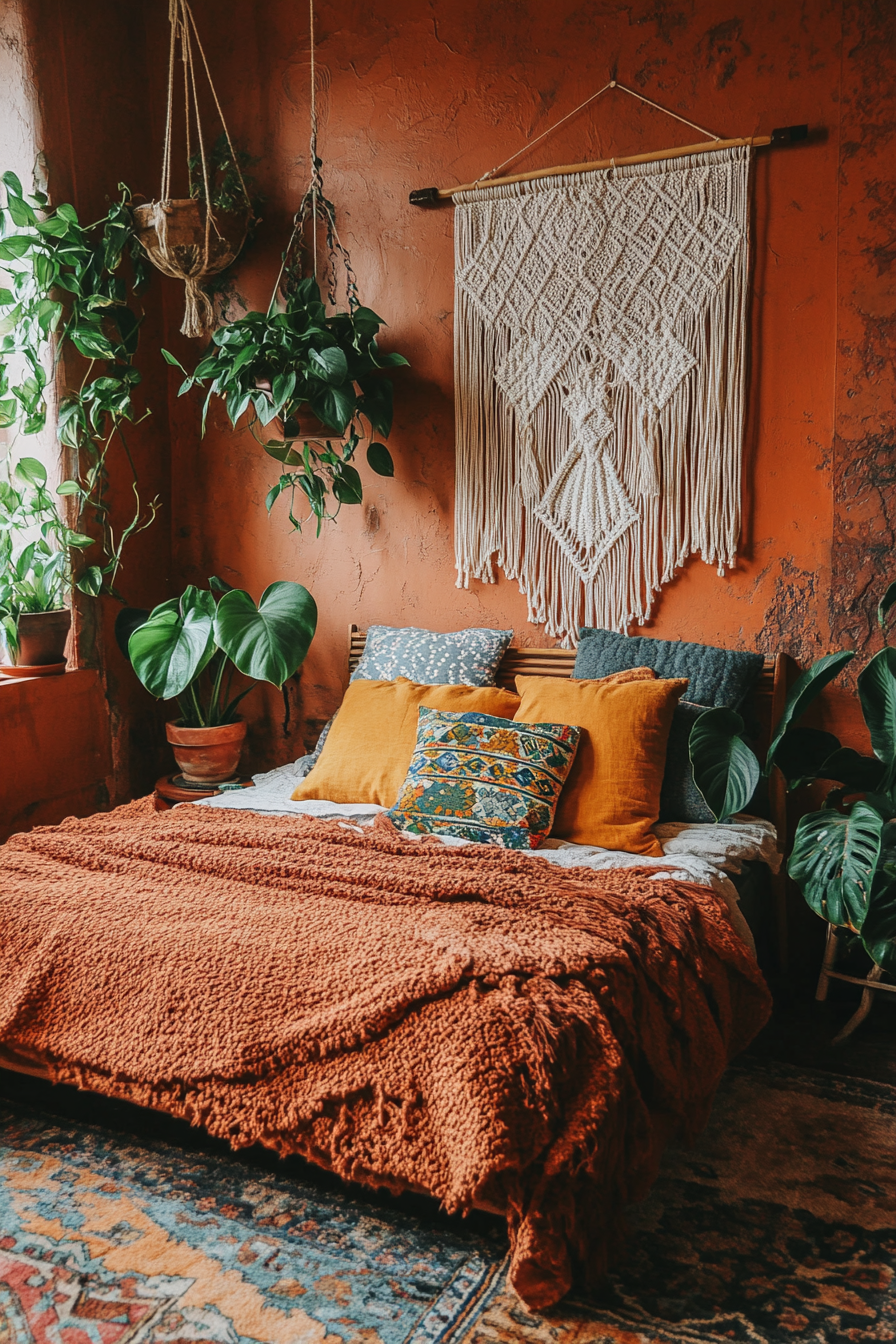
xmin=513 ymin=672 xmax=687 ymax=856
xmin=351 ymin=625 xmax=513 ymax=687
xmin=290 ymin=678 xmax=522 ymax=807
xmin=387 ymin=707 xmax=581 ymax=849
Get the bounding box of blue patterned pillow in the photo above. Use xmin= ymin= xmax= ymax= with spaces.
xmin=387 ymin=707 xmax=580 ymax=849
xmin=352 ymin=625 xmax=513 ymax=687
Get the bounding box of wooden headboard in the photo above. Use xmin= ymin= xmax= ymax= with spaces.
xmin=349 ymin=624 xmax=793 ymax=965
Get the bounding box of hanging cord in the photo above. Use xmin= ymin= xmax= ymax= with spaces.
xmin=268 ymin=0 xmax=359 ymax=315
xmin=473 ymin=79 xmax=721 ymax=186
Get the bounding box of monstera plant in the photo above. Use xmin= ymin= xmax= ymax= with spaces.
xmin=689 ymin=585 xmax=896 ymax=974
xmin=117 ymin=577 xmax=316 ymax=782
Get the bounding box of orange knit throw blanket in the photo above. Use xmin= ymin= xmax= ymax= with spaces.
xmin=0 ymin=799 xmax=770 ymax=1308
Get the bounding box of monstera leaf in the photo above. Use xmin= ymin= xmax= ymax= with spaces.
xmin=766 ymin=650 xmax=855 ymax=776
xmin=771 ymin=726 xmax=842 ymax=790
xmin=689 ymin=707 xmax=761 ymax=822
xmin=788 ymin=800 xmax=884 ymax=931
xmin=214 ymin=580 xmax=317 ymax=687
xmin=128 ymin=586 xmax=216 ymax=699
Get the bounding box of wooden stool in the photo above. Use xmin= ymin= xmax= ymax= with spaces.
xmin=154 ymin=774 xmax=254 ymax=811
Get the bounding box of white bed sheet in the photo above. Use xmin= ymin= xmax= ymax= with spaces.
xmin=193 ymin=760 xmax=781 ymax=953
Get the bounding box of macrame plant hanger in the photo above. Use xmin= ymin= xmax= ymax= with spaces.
xmin=271 ymin=0 xmax=358 ymax=316
xmin=133 ymin=0 xmax=253 ymax=337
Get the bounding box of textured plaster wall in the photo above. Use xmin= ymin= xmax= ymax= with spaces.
xmin=146 ymin=0 xmax=895 ymax=768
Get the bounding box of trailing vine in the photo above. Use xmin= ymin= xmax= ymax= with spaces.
xmin=0 ymin=170 xmax=159 ymax=600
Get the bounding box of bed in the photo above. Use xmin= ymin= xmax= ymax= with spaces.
xmin=0 ymin=633 xmax=785 ymax=1308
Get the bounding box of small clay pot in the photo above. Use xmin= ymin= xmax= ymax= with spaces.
xmin=165 ymin=719 xmax=247 ymax=783
xmin=10 ymin=609 xmax=71 ymax=667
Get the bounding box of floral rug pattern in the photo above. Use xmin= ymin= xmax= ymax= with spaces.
xmin=1 ymin=1060 xmax=895 ymax=1343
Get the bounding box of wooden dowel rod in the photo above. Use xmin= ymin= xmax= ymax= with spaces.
xmin=409 ymin=125 xmax=808 ymax=206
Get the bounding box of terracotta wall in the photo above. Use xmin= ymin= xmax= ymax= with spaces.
xmin=145 ymin=0 xmax=895 ymax=767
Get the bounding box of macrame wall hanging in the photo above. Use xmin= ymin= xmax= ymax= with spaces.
xmin=419 ymin=82 xmax=777 ymax=643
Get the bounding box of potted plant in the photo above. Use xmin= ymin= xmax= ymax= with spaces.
xmin=165 ymin=275 xmax=408 ymax=533
xmin=118 ymin=577 xmax=317 ymax=782
xmin=0 ymin=171 xmax=158 ymax=609
xmin=687 ymin=584 xmax=896 ymax=974
xmin=0 ymin=456 xmax=95 ymax=673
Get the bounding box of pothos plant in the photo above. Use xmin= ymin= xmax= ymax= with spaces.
xmin=0 ymin=454 xmax=94 ymax=659
xmin=688 ymin=584 xmax=896 ymax=974
xmin=0 ymin=169 xmax=158 ymax=608
xmin=165 ymin=274 xmax=407 ymax=533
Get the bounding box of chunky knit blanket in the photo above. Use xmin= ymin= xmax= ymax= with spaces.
xmin=0 ymin=800 xmax=770 ymax=1308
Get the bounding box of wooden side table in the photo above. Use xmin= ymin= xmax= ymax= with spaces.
xmin=154 ymin=774 xmax=255 ymax=811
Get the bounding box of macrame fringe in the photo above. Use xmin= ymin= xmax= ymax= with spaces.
xmin=453 ymin=147 xmax=751 ymax=643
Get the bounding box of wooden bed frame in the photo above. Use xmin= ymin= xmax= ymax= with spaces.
xmin=0 ymin=632 xmax=791 ymax=1087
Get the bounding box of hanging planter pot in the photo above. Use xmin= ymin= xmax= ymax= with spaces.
xmin=133 ymin=199 xmax=251 ymax=339
xmin=134 ymin=0 xmax=254 ymax=338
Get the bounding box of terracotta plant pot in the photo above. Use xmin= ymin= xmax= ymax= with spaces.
xmin=6 ymin=609 xmax=71 ymax=668
xmin=165 ymin=719 xmax=247 ymax=783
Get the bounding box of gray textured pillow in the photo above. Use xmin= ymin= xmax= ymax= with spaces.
xmin=659 ymin=701 xmax=715 ymax=824
xmin=351 ymin=625 xmax=513 ymax=687
xmin=575 ymin=628 xmax=763 ymax=709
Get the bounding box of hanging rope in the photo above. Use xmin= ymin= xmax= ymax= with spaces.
xmin=135 ymin=0 xmax=253 ymax=337
xmin=473 ymin=79 xmax=722 ymax=187
xmin=269 ymin=0 xmax=359 ymax=315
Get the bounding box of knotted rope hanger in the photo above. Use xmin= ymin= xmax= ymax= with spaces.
xmin=269 ymin=0 xmax=358 ymax=314
xmin=410 ymin=80 xmax=807 ymax=205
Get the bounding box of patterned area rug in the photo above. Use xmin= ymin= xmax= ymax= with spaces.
xmin=0 ymin=1059 xmax=894 ymax=1343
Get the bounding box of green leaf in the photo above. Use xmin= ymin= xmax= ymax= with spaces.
xmin=35 ymin=214 xmax=70 ymax=238
xmin=265 ymin=480 xmax=285 ymax=513
xmin=128 ymin=586 xmax=217 ymax=700
xmin=64 ymin=530 xmax=95 ymax=549
xmin=55 ymin=202 xmax=78 ymax=223
xmin=859 ymin=871 xmax=896 ymax=974
xmin=357 ymin=375 xmax=394 ymax=437
xmin=366 ymin=441 xmax=394 ymax=477
xmin=71 ymin=326 xmax=115 ymax=360
xmin=271 ymin=369 xmax=296 ymax=412
xmin=14 ymin=456 xmax=47 ymax=488
xmin=332 ymin=464 xmax=363 ymax=505
xmin=689 ymin=707 xmax=761 ymax=822
xmin=0 ymin=235 xmax=32 ymax=260
xmin=788 ymin=800 xmax=884 ymax=930
xmin=772 ymin=726 xmax=842 ymax=789
xmin=214 ymin=581 xmax=317 ymax=688
xmin=310 ymin=346 xmax=349 ymax=386
xmin=231 ymin=342 xmax=261 ymax=374
xmin=0 ymin=288 xmax=14 ymax=307
xmin=2 ymin=170 xmax=24 ymax=196
xmin=76 ymin=565 xmax=105 ymax=596
xmin=114 ymin=606 xmax=151 ymax=659
xmin=766 ymin=650 xmax=855 ymax=775
xmin=818 ymin=747 xmax=887 ymax=794
xmin=0 ymin=397 xmax=17 ymax=429
xmin=263 ymin=440 xmax=302 ymax=467
xmin=161 ymin=348 xmax=185 ymax=369
xmin=877 ymin=581 xmax=896 ymax=630
xmin=857 ymin=647 xmax=896 ymax=765
xmin=6 ymin=194 xmax=35 ymax=227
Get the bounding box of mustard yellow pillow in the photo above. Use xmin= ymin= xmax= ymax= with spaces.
xmin=513 ymin=673 xmax=686 ymax=855
xmin=291 ymin=677 xmax=522 ymax=806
